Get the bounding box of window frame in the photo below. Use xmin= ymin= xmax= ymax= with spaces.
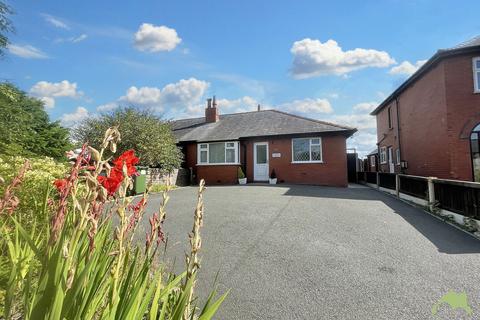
xmin=473 ymin=57 xmax=480 ymax=93
xmin=380 ymin=147 xmax=387 ymax=164
xmin=387 ymin=146 xmax=393 ymax=164
xmin=291 ymin=137 xmax=323 ymax=163
xmin=387 ymin=107 xmax=393 ymax=129
xmin=197 ymin=141 xmax=240 ymax=165
xmin=370 ymin=155 xmax=376 ymax=167
xmin=395 ymin=148 xmax=401 ymax=165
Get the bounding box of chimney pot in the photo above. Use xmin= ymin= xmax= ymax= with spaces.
xmin=257 ymin=104 xmax=261 ymax=111
xmin=205 ymin=96 xmax=219 ymax=123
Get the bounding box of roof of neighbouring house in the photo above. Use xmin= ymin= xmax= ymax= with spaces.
xmin=170 ymin=109 xmax=356 ymax=143
xmin=370 ymin=35 xmax=480 ymax=115
xmin=367 ymin=149 xmax=378 ymax=156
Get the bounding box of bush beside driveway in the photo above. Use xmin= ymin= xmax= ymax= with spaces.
xmin=144 ymin=184 xmax=480 ymax=319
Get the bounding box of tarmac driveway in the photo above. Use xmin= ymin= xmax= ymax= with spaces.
xmin=143 ymin=184 xmax=480 ymax=319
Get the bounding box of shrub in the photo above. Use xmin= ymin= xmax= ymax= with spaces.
xmin=237 ymin=167 xmax=245 ymax=179
xmin=0 ymin=127 xmax=226 ymax=319
xmin=0 ymin=83 xmax=72 ymax=160
xmin=73 ymin=107 xmax=182 ymax=173
xmin=0 ymin=155 xmax=67 ymax=221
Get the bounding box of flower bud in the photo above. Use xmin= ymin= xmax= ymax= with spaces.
xmin=88 ymin=146 xmax=101 ymax=162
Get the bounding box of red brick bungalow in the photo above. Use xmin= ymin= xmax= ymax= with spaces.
xmin=371 ymin=36 xmax=480 ymax=182
xmin=171 ymin=98 xmax=356 ymax=187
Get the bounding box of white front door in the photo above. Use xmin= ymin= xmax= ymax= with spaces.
xmin=388 ymin=147 xmax=394 ymax=173
xmin=254 ymin=142 xmax=269 ymax=181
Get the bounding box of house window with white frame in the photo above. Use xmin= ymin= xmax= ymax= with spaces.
xmin=292 ymin=138 xmax=322 ymax=163
xmin=396 ymin=148 xmax=401 ymax=165
xmin=197 ymin=141 xmax=239 ymax=165
xmin=380 ymin=147 xmax=387 ymax=164
xmin=370 ymin=155 xmax=376 ymax=167
xmin=474 ymin=57 xmax=480 ymax=93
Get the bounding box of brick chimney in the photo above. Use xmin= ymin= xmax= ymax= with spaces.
xmin=205 ymin=96 xmax=219 ymax=123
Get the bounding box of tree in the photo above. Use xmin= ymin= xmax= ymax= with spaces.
xmin=73 ymin=107 xmax=182 ymax=172
xmin=0 ymin=1 xmax=14 ymax=57
xmin=0 ymin=82 xmax=72 ymax=159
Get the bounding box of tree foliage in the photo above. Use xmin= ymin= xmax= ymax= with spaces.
xmin=0 ymin=1 xmax=14 ymax=57
xmin=0 ymin=82 xmax=72 ymax=159
xmin=73 ymin=107 xmax=182 ymax=172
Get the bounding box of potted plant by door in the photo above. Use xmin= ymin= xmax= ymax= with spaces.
xmin=238 ymin=167 xmax=247 ymax=185
xmin=269 ymin=169 xmax=277 ymax=185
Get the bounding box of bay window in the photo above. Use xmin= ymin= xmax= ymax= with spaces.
xmin=474 ymin=57 xmax=480 ymax=93
xmin=292 ymin=138 xmax=322 ymax=163
xmin=197 ymin=141 xmax=239 ymax=164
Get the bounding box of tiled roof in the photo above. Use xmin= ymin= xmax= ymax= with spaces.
xmin=444 ymin=35 xmax=480 ymax=51
xmin=170 ymin=109 xmax=356 ymax=142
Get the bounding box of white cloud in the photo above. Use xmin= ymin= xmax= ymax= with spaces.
xmin=61 ymin=107 xmax=89 ymax=127
xmin=39 ymin=97 xmax=55 ymax=109
xmin=352 ymin=102 xmax=377 ymax=113
xmin=54 ymin=34 xmax=88 ymax=44
xmin=71 ymin=34 xmax=88 ymax=43
xmin=290 ymin=38 xmax=395 ymax=78
xmin=8 ymin=44 xmax=48 ymax=59
xmin=121 ymin=86 xmax=162 ymax=107
xmin=326 ymin=101 xmax=380 ymax=157
xmin=177 ymin=96 xmax=263 ymax=119
xmin=389 ymin=60 xmax=427 ymax=76
xmin=100 ymin=78 xmax=209 ymax=113
xmin=134 ymin=23 xmax=181 ymax=52
xmin=30 ymin=80 xmax=82 ymax=108
xmin=97 ymin=102 xmax=119 ymax=112
xmin=41 ymin=13 xmax=70 ymax=30
xmin=328 ymin=93 xmax=339 ymax=99
xmin=329 ymin=113 xmax=376 ymax=130
xmin=278 ymin=98 xmax=333 ymax=114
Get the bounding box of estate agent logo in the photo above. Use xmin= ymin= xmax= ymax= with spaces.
xmin=431 ymin=290 xmax=473 ymax=317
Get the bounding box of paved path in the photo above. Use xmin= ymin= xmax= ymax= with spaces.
xmin=142 ymin=184 xmax=480 ymax=319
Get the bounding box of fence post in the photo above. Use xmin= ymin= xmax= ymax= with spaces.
xmin=376 ymin=172 xmax=380 ymax=189
xmin=395 ymin=174 xmax=400 ymax=197
xmin=427 ymin=177 xmax=436 ymax=212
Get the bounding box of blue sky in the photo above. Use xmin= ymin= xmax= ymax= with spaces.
xmin=2 ymin=0 xmax=479 ymax=155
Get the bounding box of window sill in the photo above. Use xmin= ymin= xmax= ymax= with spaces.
xmin=291 ymin=161 xmax=323 ymax=164
xmin=196 ymin=163 xmax=240 ymax=166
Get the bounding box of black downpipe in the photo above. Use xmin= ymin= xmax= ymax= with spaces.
xmin=395 ymin=97 xmax=403 ymax=174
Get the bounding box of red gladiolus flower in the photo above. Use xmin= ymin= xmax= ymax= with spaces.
xmin=113 ymin=149 xmax=139 ymax=177
xmin=97 ymin=150 xmax=139 ymax=196
xmin=53 ymin=178 xmax=68 ymax=193
xmin=97 ymin=172 xmax=122 ymax=196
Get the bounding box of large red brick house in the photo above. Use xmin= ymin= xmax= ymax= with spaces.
xmin=171 ymin=97 xmax=356 ymax=187
xmin=371 ymin=36 xmax=480 ymax=182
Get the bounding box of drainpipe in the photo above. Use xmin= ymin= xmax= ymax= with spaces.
xmin=395 ymin=97 xmax=403 ymax=174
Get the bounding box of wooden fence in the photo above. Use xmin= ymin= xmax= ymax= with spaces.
xmin=357 ymin=172 xmax=480 ymax=219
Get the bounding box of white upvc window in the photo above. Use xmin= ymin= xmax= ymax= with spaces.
xmin=474 ymin=57 xmax=480 ymax=93
xmin=370 ymin=155 xmax=376 ymax=167
xmin=396 ymin=148 xmax=401 ymax=165
xmin=292 ymin=137 xmax=322 ymax=163
xmin=380 ymin=147 xmax=387 ymax=164
xmin=197 ymin=141 xmax=239 ymax=165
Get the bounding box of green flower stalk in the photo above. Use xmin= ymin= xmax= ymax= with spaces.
xmin=0 ymin=127 xmax=227 ymax=320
